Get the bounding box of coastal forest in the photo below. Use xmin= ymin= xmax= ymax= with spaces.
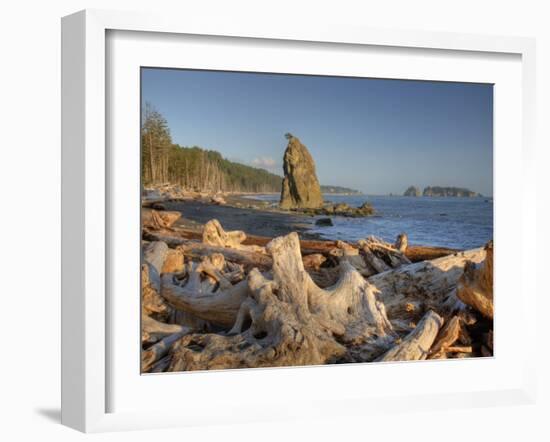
xmin=141 ymin=104 xmax=282 ymax=193
xmin=141 ymin=104 xmax=360 ymax=194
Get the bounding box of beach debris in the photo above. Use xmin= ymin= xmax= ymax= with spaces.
xmin=139 ymin=206 xmax=494 ymax=371
xmin=358 ymin=240 xmax=392 ymax=274
xmin=202 ymin=219 xmax=266 ymax=254
xmin=142 ymin=241 xmax=173 ymax=321
xmin=141 ymin=329 xmax=190 ymax=372
xmin=211 ymin=195 xmax=227 ymax=205
xmin=395 ymin=233 xmax=408 ymax=253
xmin=357 ymin=236 xmax=412 ymax=273
xmin=141 ymin=184 xmax=191 ymax=206
xmin=330 ymin=240 xmax=376 ymax=278
xmin=142 ymin=209 xmax=181 ymax=230
xmin=161 ymin=253 xmax=250 ymax=329
xmin=161 ymin=248 xmax=185 ymax=274
xmin=427 ymin=315 xmax=462 ymax=359
xmin=377 ymin=310 xmax=443 ymax=362
xmin=368 ymin=246 xmax=487 ymax=323
xmin=315 ymin=217 xmax=333 ymax=227
xmin=142 ymin=314 xmax=188 ymax=346
xmin=456 ymin=241 xmax=493 ymax=319
xmin=302 ymin=253 xmax=327 ymax=270
xmin=280 ymin=134 xmax=324 ymax=209
xmin=167 ymin=232 xmax=396 ymax=371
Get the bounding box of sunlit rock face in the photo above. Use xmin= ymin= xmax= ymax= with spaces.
xmin=279 ymin=135 xmax=323 ymax=210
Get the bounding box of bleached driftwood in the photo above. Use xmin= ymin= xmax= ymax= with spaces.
xmin=142 ymin=234 xmax=273 ymax=271
xmin=302 ymin=253 xmax=327 ymax=270
xmin=142 ymin=313 xmax=187 ymax=344
xmin=142 ymin=230 xmax=190 ymax=248
xmin=203 ymin=219 xmax=265 ymax=254
xmin=368 ymin=247 xmax=486 ymax=322
xmin=395 ymin=233 xmax=408 ymax=253
xmin=161 ymin=254 xmax=250 ymax=328
xmin=427 ymin=315 xmax=461 ymax=359
xmin=456 ymin=241 xmax=493 ymax=319
xmin=161 ymin=248 xmax=185 ymax=274
xmin=142 ymin=329 xmax=190 ymax=372
xmin=142 ymin=241 xmax=173 ymax=320
xmin=211 ymin=195 xmax=227 ymax=205
xmin=330 ymin=240 xmax=376 ymax=277
xmin=359 ymin=236 xmax=412 ymax=269
xmin=168 ymin=232 xmax=396 ymax=371
xmin=358 ymin=240 xmax=391 ymax=274
xmin=142 ymin=209 xmax=181 ymax=230
xmin=378 ymin=310 xmax=443 ymax=362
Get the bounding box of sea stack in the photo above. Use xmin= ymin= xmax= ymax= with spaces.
xmin=280 ymin=134 xmax=324 ymax=210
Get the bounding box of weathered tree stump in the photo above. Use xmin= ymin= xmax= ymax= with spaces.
xmin=168 ymin=232 xmax=396 ymax=371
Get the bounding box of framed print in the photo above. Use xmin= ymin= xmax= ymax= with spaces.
xmin=61 ymin=9 xmax=537 ymax=432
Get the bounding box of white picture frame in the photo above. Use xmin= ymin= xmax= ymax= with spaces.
xmin=61 ymin=9 xmax=537 ymax=433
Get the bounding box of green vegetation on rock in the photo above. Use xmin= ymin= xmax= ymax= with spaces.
xmin=404 ymin=186 xmax=422 ymax=197
xmin=423 ymin=186 xmax=480 ymax=197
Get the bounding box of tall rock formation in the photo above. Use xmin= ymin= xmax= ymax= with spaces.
xmin=279 ymin=135 xmax=323 ymax=210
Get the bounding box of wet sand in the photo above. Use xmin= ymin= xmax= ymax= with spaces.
xmin=163 ymin=195 xmax=323 ymax=240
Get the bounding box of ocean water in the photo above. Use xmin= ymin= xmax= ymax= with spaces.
xmin=248 ymin=194 xmax=493 ymax=250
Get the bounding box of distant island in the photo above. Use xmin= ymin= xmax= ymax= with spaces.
xmin=320 ymin=185 xmax=362 ymax=195
xmin=404 ymin=186 xmax=422 ymax=197
xmin=404 ymin=185 xmax=481 ymax=198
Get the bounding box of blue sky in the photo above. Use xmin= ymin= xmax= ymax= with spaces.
xmin=141 ymin=68 xmax=493 ymax=196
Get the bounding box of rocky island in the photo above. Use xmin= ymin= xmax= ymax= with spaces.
xmin=404 ymin=185 xmax=481 ymax=197
xmin=423 ymin=186 xmax=480 ymax=197
xmin=404 ymin=186 xmax=422 ymax=197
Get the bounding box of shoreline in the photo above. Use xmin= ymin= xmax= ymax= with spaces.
xmin=143 ymin=187 xmax=491 ymax=251
xmin=153 ymin=197 xmax=461 ymax=261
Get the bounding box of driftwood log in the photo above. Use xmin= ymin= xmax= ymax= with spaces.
xmin=368 ymin=247 xmax=486 ymax=324
xmin=161 ymin=254 xmax=250 ymax=328
xmin=203 ymin=219 xmax=265 ymax=254
xmin=360 ymin=236 xmax=412 ymax=269
xmin=378 ymin=310 xmax=443 ymax=362
xmin=395 ymin=233 xmax=408 ymax=253
xmin=427 ymin=315 xmax=461 ymax=359
xmin=142 ymin=241 xmax=173 ymax=321
xmin=142 ymin=209 xmax=181 ymax=230
xmin=456 ymin=241 xmax=493 ymax=319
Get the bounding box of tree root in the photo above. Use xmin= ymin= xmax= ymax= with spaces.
xmin=168 ymin=232 xmax=396 ymax=371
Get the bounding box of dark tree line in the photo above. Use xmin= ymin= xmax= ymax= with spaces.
xmin=141 ymin=104 xmax=282 ymax=193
